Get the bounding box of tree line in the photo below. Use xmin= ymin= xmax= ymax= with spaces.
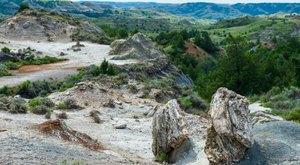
xmin=155 ymin=30 xmax=300 ymax=100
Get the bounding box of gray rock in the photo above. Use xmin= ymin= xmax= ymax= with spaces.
xmin=152 ymin=99 xmax=189 ymax=163
xmin=236 ymin=121 xmax=300 ymax=165
xmin=205 ymin=87 xmax=253 ymax=165
xmin=114 ymin=124 xmax=127 ymax=129
xmin=109 ymin=33 xmax=164 ymax=61
xmin=111 ymin=33 xmax=193 ymax=87
xmin=251 ymin=111 xmax=283 ymax=126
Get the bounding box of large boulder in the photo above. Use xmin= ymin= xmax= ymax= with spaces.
xmin=205 ymin=87 xmax=253 ymax=165
xmin=236 ymin=121 xmax=300 ymax=165
xmin=152 ymin=99 xmax=190 ymax=163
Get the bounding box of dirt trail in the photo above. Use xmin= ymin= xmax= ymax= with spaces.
xmin=0 ymin=40 xmax=137 ymax=88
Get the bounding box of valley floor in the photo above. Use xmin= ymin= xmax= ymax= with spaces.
xmin=0 ymin=40 xmax=137 ymax=88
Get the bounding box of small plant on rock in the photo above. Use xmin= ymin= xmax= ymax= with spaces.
xmin=56 ymin=112 xmax=68 ymax=119
xmin=90 ymin=110 xmax=102 ymax=124
xmin=64 ymin=98 xmax=81 ymax=109
xmin=155 ymin=152 xmax=167 ymax=163
xmin=45 ymin=111 xmax=51 ymax=119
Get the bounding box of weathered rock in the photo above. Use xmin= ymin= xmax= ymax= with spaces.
xmin=205 ymin=87 xmax=253 ymax=165
xmin=109 ymin=33 xmax=164 ymax=61
xmin=236 ymin=121 xmax=300 ymax=165
xmin=114 ymin=124 xmax=127 ymax=129
xmin=111 ymin=33 xmax=193 ymax=87
xmin=152 ymin=99 xmax=189 ymax=163
xmin=0 ymin=9 xmax=106 ymax=41
xmin=103 ymin=99 xmax=115 ymax=108
xmin=35 ymin=119 xmax=103 ymax=151
xmin=251 ymin=111 xmax=283 ymax=126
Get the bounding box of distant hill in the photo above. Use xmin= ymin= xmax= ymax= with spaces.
xmin=87 ymin=2 xmax=300 ymax=19
xmin=1 ymin=1 xmax=300 ymax=20
xmin=0 ymin=9 xmax=107 ymax=42
xmin=0 ymin=0 xmax=114 ymax=18
xmin=87 ymin=1 xmax=167 ymax=9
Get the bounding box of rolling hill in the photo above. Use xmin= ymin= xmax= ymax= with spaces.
xmin=1 ymin=1 xmax=300 ymax=20
xmin=88 ymin=2 xmax=300 ymax=19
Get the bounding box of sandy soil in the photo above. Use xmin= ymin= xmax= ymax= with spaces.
xmin=0 ymin=40 xmax=138 ymax=88
xmin=249 ymin=102 xmax=271 ymax=113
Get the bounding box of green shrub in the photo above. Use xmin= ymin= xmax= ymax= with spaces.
xmin=248 ymin=95 xmax=260 ymax=103
xmin=64 ymin=98 xmax=81 ymax=109
xmin=266 ymin=86 xmax=281 ymax=98
xmin=1 ymin=47 xmax=10 ymax=53
xmin=273 ymin=101 xmax=295 ymax=111
xmin=260 ymin=86 xmax=300 ymax=123
xmin=178 ymin=92 xmax=208 ymax=114
xmin=18 ymin=4 xmax=30 ymax=12
xmin=8 ymin=97 xmax=27 ymax=114
xmin=179 ymin=97 xmax=193 ymax=109
xmin=82 ymin=59 xmax=118 ymax=76
xmin=107 ymin=65 xmax=117 ymax=76
xmin=57 ymin=102 xmax=67 ymax=110
xmin=262 ymin=101 xmax=273 ymax=108
xmin=128 ymin=85 xmax=138 ymax=93
xmin=29 ymin=97 xmax=55 ymax=108
xmin=45 ymin=111 xmax=51 ymax=119
xmin=14 ymin=80 xmax=53 ymax=98
xmin=4 ymin=56 xmax=64 ymax=70
xmin=0 ymin=86 xmax=13 ymax=96
xmin=286 ymin=107 xmax=300 ymax=122
xmin=270 ymin=94 xmax=287 ymax=102
xmin=282 ymin=86 xmax=300 ymax=99
xmin=57 ymin=99 xmax=81 ymax=110
xmin=4 ymin=61 xmax=22 ymax=70
xmin=0 ymin=97 xmax=10 ymax=111
xmin=259 ymin=96 xmax=269 ymax=103
xmin=155 ymin=152 xmax=167 ymax=163
xmin=31 ymin=105 xmax=50 ymax=115
xmin=0 ymin=67 xmax=11 ymax=77
xmin=57 ymin=112 xmax=68 ymax=119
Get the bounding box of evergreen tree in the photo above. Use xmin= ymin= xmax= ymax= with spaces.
xmin=18 ymin=4 xmax=30 ymax=13
xmin=207 ymin=34 xmax=259 ymax=96
xmin=100 ymin=59 xmax=109 ymax=74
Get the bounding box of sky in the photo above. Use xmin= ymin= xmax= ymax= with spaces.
xmin=75 ymin=0 xmax=300 ymax=4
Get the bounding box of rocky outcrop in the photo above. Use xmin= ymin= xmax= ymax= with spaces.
xmin=111 ymin=33 xmax=193 ymax=87
xmin=205 ymin=87 xmax=253 ymax=165
xmin=109 ymin=33 xmax=164 ymax=60
xmin=0 ymin=9 xmax=106 ymax=41
xmin=152 ymin=99 xmax=190 ymax=163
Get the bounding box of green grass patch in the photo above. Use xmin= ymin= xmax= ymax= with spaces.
xmin=155 ymin=152 xmax=167 ymax=163
xmin=3 ymin=56 xmax=65 ymax=70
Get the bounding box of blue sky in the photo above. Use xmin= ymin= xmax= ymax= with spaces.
xmin=75 ymin=0 xmax=300 ymax=4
